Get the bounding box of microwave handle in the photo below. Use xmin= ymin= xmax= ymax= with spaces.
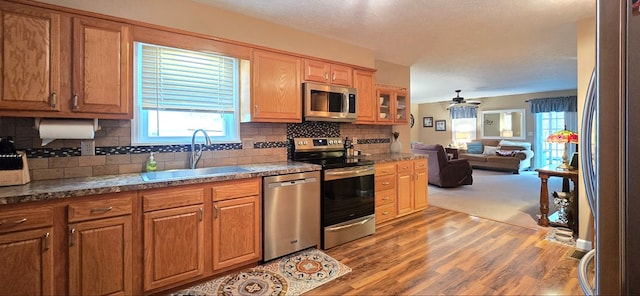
xmin=343 ymin=90 xmax=350 ymax=112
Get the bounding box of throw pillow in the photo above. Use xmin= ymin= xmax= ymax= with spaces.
xmin=499 ymin=140 xmax=531 ymax=150
xmin=483 ymin=145 xmax=499 ymax=156
xmin=466 ymin=142 xmax=483 ymax=154
xmin=495 ymin=149 xmax=515 ymax=156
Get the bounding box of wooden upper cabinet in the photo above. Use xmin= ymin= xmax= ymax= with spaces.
xmin=0 ymin=2 xmax=61 ymax=112
xmin=303 ymin=59 xmax=352 ymax=86
xmin=376 ymin=85 xmax=410 ymax=125
xmin=250 ymin=50 xmax=302 ymax=123
xmin=72 ymin=17 xmax=131 ymax=116
xmin=0 ymin=2 xmax=132 ymax=119
xmin=353 ymin=70 xmax=376 ymax=124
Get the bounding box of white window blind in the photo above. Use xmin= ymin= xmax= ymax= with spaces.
xmin=132 ymin=42 xmax=242 ymax=145
xmin=139 ymin=43 xmax=237 ymax=113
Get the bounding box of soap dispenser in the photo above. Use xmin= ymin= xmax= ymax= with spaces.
xmin=146 ymin=152 xmax=157 ymax=172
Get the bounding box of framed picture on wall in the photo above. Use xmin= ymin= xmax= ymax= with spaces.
xmin=435 ymin=120 xmax=446 ymax=131
xmin=423 ymin=117 xmax=433 ymax=127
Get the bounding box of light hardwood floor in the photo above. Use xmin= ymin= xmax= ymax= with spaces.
xmin=308 ymin=206 xmax=583 ymax=295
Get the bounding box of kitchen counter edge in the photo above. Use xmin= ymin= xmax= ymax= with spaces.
xmin=0 ymin=153 xmax=427 ymax=205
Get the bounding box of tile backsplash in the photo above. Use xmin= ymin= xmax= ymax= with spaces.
xmin=0 ymin=117 xmax=392 ymax=180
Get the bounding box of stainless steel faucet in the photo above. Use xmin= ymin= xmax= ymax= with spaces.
xmin=190 ymin=129 xmax=212 ymax=169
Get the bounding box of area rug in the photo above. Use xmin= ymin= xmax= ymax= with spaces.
xmin=173 ymin=248 xmax=351 ymax=296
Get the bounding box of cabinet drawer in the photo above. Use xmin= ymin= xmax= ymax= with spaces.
xmin=375 ymin=175 xmax=396 ymax=192
xmin=375 ymin=163 xmax=396 ymax=176
xmin=211 ymin=178 xmax=261 ymax=201
xmin=68 ymin=193 xmax=134 ymax=222
xmin=414 ymin=159 xmax=428 ymax=170
xmin=375 ymin=189 xmax=396 ymax=206
xmin=375 ymin=203 xmax=396 ymax=224
xmin=0 ymin=207 xmax=53 ymax=234
xmin=142 ymin=185 xmax=205 ymax=212
xmin=396 ymin=160 xmax=413 ymax=173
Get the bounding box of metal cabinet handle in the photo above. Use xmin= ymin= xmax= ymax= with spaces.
xmin=50 ymin=92 xmax=57 ymax=108
xmin=214 ymin=205 xmax=219 ymax=219
xmin=382 ymin=196 xmax=390 ymax=200
xmin=199 ymin=208 xmax=203 ymax=221
xmin=254 ymin=105 xmax=258 ymax=115
xmin=331 ymin=72 xmax=336 ymax=81
xmin=69 ymin=228 xmax=76 ymax=246
xmin=72 ymin=95 xmax=79 ymax=110
xmin=382 ymin=211 xmax=389 ymax=215
xmin=325 ymin=72 xmax=329 ymax=81
xmin=0 ymin=218 xmax=27 ymax=226
xmin=382 ymin=182 xmax=390 ymax=185
xmin=43 ymin=232 xmax=50 ymax=251
xmin=90 ymin=206 xmax=113 ymax=214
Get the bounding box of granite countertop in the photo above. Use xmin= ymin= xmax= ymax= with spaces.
xmin=0 ymin=153 xmax=428 ymax=205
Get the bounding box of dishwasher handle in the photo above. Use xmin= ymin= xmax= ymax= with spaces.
xmin=267 ymin=177 xmax=318 ymax=188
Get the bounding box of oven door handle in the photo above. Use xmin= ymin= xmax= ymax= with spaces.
xmin=324 ymin=166 xmax=374 ymax=179
xmin=325 ymin=217 xmax=373 ymax=232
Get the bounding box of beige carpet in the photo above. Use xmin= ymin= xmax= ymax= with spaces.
xmin=428 ymin=169 xmax=564 ymax=230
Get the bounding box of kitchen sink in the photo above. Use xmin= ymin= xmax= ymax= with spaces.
xmin=141 ymin=166 xmax=251 ymax=182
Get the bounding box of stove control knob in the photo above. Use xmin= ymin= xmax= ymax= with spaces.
xmin=337 ymin=140 xmax=342 ymax=144
xmin=329 ymin=140 xmax=334 ymax=145
xmin=297 ymin=141 xmax=303 ymax=146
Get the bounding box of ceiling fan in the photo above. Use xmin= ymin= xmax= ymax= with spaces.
xmin=447 ymin=90 xmax=481 ymax=109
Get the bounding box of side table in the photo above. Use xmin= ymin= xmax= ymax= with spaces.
xmin=536 ymin=166 xmax=579 ymax=234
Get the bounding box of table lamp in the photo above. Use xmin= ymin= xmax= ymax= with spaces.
xmin=546 ymin=126 xmax=578 ymax=170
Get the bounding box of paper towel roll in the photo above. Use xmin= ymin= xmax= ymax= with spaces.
xmin=38 ymin=119 xmax=96 ymax=146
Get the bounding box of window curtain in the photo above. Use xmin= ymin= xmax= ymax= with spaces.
xmin=529 ymin=96 xmax=577 ymax=113
xmin=449 ymin=106 xmax=477 ymax=119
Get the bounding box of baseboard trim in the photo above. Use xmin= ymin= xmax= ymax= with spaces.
xmin=575 ymin=238 xmax=593 ymax=251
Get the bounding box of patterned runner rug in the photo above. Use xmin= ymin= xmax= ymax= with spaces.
xmin=173 ymin=248 xmax=351 ymax=296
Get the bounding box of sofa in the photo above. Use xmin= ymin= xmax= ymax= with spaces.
xmin=458 ymin=139 xmax=534 ymax=174
xmin=411 ymin=144 xmax=473 ymax=188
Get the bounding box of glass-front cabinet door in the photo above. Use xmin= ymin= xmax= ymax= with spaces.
xmin=394 ymin=89 xmax=408 ymax=124
xmin=376 ymin=85 xmax=409 ymax=125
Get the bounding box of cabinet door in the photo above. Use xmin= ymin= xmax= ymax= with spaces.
xmin=353 ymin=70 xmax=375 ymax=123
xmin=252 ymin=50 xmax=301 ymax=122
xmin=0 ymin=2 xmax=61 ymax=112
xmin=396 ymin=170 xmax=413 ymax=216
xmin=330 ymin=64 xmax=352 ymax=86
xmin=376 ymin=88 xmax=393 ymax=124
xmin=144 ymin=205 xmax=204 ymax=291
xmin=303 ymin=59 xmax=330 ymax=83
xmin=72 ymin=17 xmax=131 ymax=116
xmin=69 ymin=215 xmax=132 ymax=296
xmin=212 ymin=195 xmax=261 ymax=271
xmin=414 ymin=168 xmax=428 ymax=210
xmin=393 ymin=89 xmax=409 ymax=124
xmin=0 ymin=228 xmax=53 ymax=296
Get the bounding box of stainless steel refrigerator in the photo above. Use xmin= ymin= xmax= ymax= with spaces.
xmin=579 ymin=1 xmax=640 ymax=294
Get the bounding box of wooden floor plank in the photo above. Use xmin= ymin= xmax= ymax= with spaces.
xmin=308 ymin=206 xmax=581 ymax=295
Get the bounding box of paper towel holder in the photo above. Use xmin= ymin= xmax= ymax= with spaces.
xmin=34 ymin=118 xmax=102 ymax=132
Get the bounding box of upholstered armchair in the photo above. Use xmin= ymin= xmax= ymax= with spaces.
xmin=411 ymin=144 xmax=473 ymax=188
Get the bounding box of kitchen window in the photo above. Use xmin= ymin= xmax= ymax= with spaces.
xmin=132 ymin=42 xmax=246 ymax=145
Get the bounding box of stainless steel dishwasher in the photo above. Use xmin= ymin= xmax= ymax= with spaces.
xmin=263 ymin=171 xmax=320 ymax=261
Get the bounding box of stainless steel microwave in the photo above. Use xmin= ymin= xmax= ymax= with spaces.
xmin=303 ymin=82 xmax=357 ymax=122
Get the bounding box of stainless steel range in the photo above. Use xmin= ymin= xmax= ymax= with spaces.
xmin=292 ymin=137 xmax=375 ymax=249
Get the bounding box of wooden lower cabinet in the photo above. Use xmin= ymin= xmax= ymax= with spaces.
xmin=397 ymin=159 xmax=429 ymax=217
xmin=212 ymin=195 xmax=261 ymax=270
xmin=0 ymin=227 xmax=53 ymax=295
xmin=375 ymin=158 xmax=429 ymax=224
xmin=68 ymin=215 xmax=132 ymax=295
xmin=143 ymin=204 xmax=204 ymax=291
xmin=375 ymin=163 xmax=397 ymax=225
xmin=67 ymin=192 xmax=134 ymax=296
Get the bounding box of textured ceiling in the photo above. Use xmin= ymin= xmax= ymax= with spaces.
xmin=195 ymin=0 xmax=595 ymax=104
